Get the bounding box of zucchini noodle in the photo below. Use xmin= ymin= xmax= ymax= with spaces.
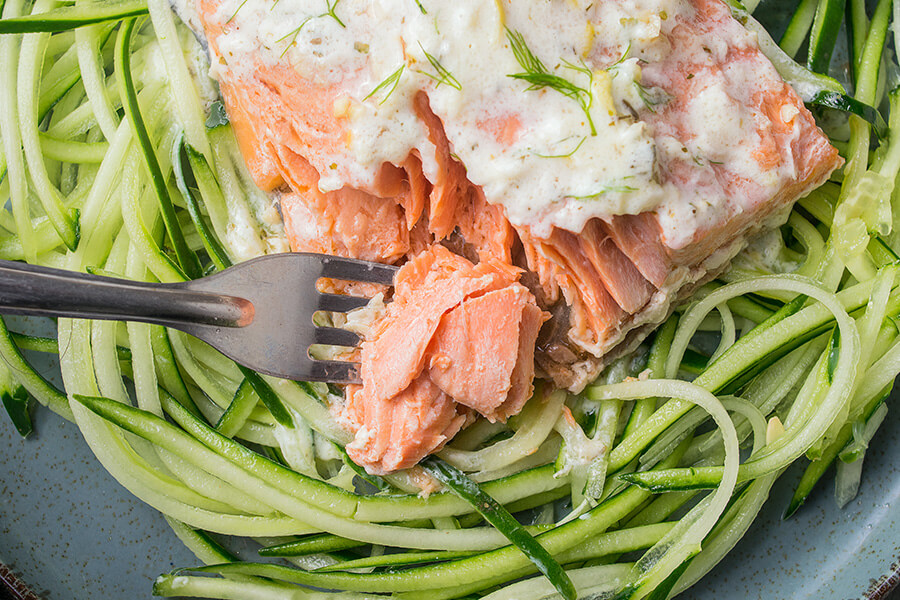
xmin=1 ymin=2 xmax=900 ymax=600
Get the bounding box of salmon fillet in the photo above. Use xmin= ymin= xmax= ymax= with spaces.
xmin=193 ymin=0 xmax=841 ymax=471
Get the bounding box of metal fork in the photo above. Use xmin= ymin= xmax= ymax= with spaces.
xmin=0 ymin=254 xmax=398 ymax=384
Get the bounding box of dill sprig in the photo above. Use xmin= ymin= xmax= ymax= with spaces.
xmin=226 ymin=0 xmax=250 ymax=24
xmin=364 ymin=65 xmax=405 ymax=104
xmin=276 ymin=0 xmax=345 ymax=57
xmin=506 ymin=28 xmax=597 ymax=135
xmin=533 ymin=136 xmax=586 ymax=159
xmin=571 ymin=180 xmax=637 ymax=199
xmin=414 ymin=0 xmax=427 ymax=14
xmin=277 ymin=15 xmax=315 ymax=57
xmin=608 ymin=43 xmax=631 ymax=69
xmin=323 ymin=0 xmax=345 ymax=27
xmin=416 ymin=43 xmax=461 ymax=90
xmin=633 ymin=81 xmax=672 ymax=113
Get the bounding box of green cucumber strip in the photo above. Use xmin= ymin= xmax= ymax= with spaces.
xmin=779 ymin=0 xmax=818 ymax=57
xmin=839 ymin=400 xmax=888 ymax=462
xmin=153 ymin=574 xmax=300 ymax=599
xmin=807 ymin=0 xmax=847 ymax=74
xmin=825 ymin=328 xmax=840 ymax=383
xmin=115 ymin=17 xmax=201 ymax=280
xmin=641 ymin=558 xmax=694 ymax=600
xmin=259 ymin=533 xmax=369 ymax=557
xmin=869 ymin=235 xmax=900 ymax=267
xmin=854 ymin=0 xmax=890 ymax=105
xmin=83 ymin=391 xmax=360 ymax=517
xmin=179 ymin=489 xmax=646 ymax=595
xmin=679 ymin=349 xmax=709 ymax=376
xmin=423 ymin=457 xmax=576 ymax=600
xmin=714 ymin=295 xmax=814 ymax=395
xmin=236 ymin=365 xmax=293 ymax=428
xmin=150 ymin=327 xmax=202 ymax=418
xmin=0 ymin=0 xmax=147 ymax=33
xmin=809 ymin=91 xmax=888 ymax=139
xmin=39 ymin=133 xmax=108 ymax=163
xmin=784 ymin=427 xmax=848 ymax=519
xmin=258 ymin=517 xmax=459 ymax=557
xmin=785 ymin=383 xmax=892 ymax=518
xmin=726 ymin=296 xmax=775 ymax=323
xmin=8 ymin=332 xmax=59 ymax=355
xmin=9 ymin=331 xmax=131 ymax=362
xmin=0 ymin=372 xmax=32 ymax=437
xmin=0 ymin=317 xmax=71 ymax=420
xmin=623 ymin=317 xmax=677 ymax=439
xmin=846 ymin=0 xmax=866 ymax=78
xmin=215 ymin=378 xmax=258 ymax=438
xmin=314 ymin=549 xmax=479 ymax=572
xmin=165 ymin=517 xmax=240 ymax=565
xmin=331 ymin=439 xmax=389 ymax=491
xmin=173 ymin=138 xmax=232 ymax=271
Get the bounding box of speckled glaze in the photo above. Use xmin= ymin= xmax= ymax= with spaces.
xmin=0 ymin=315 xmax=898 ymax=599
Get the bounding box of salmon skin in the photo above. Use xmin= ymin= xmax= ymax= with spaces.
xmin=193 ymin=0 xmax=841 ymax=472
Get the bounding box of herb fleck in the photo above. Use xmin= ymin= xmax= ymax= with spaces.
xmin=414 ymin=0 xmax=427 ymax=14
xmin=205 ymin=101 xmax=230 ymax=128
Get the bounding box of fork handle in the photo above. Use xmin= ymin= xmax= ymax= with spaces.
xmin=0 ymin=259 xmax=253 ymax=327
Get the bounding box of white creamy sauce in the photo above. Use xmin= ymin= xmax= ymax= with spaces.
xmin=181 ymin=0 xmax=791 ymax=243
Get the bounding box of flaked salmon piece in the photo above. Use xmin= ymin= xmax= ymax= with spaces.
xmin=344 ymin=375 xmax=471 ymax=475
xmin=427 ymin=286 xmax=546 ymax=422
xmin=363 ymin=245 xmax=528 ymax=403
xmin=344 ymin=246 xmax=545 ymax=473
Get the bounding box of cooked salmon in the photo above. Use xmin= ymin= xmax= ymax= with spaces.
xmin=343 ymin=246 xmax=546 ymax=473
xmin=193 ymin=0 xmax=842 ymax=472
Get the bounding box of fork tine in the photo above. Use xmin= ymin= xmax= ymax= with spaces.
xmin=307 ymin=359 xmax=361 ymax=384
xmin=319 ymin=255 xmax=398 ymax=285
xmin=317 ymin=292 xmax=371 ymax=313
xmin=314 ymin=326 xmax=361 ymax=347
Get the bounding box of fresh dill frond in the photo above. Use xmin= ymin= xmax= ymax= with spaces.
xmin=634 ymin=81 xmax=671 ymax=113
xmin=533 ymin=136 xmax=587 ymax=159
xmin=323 ymin=0 xmax=345 ymax=27
xmin=417 ymin=43 xmax=462 ymax=90
xmin=414 ymin=0 xmax=427 ymax=14
xmin=277 ymin=0 xmax=345 ymax=57
xmin=226 ymin=0 xmax=250 ymax=24
xmin=364 ymin=65 xmax=406 ymax=104
xmin=571 ymin=180 xmax=637 ymax=199
xmin=277 ymin=15 xmax=315 ymax=57
xmin=608 ymin=43 xmax=631 ymax=69
xmin=505 ymin=28 xmax=597 ymax=136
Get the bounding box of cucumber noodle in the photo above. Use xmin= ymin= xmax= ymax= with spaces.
xmin=0 ymin=1 xmax=900 ymax=599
